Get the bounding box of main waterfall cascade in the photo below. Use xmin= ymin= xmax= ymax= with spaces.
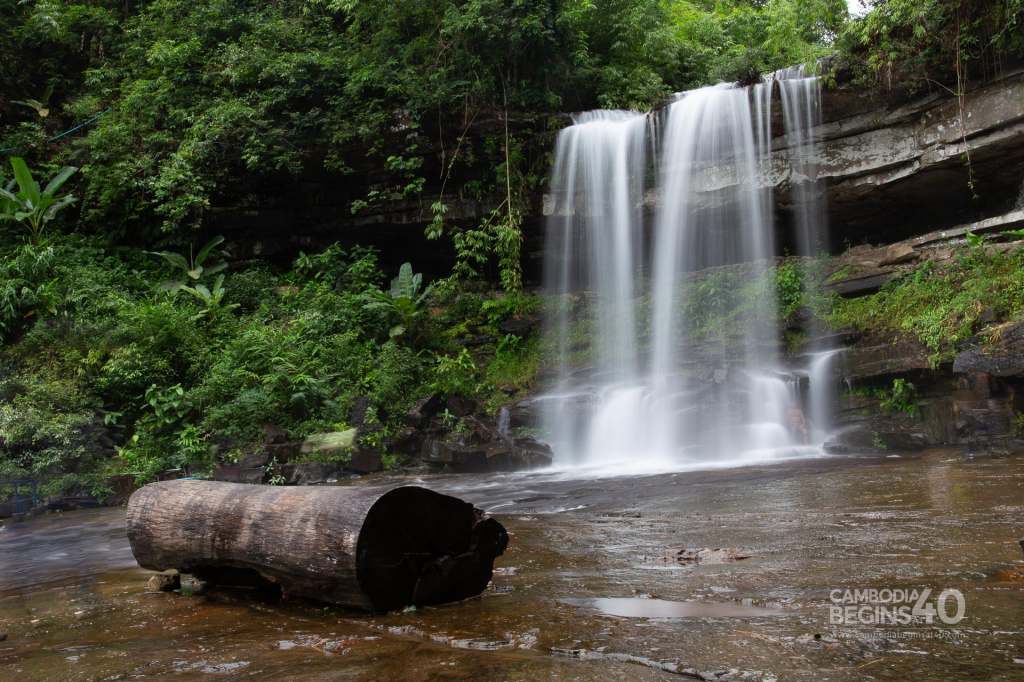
xmin=542 ymin=70 xmax=834 ymax=470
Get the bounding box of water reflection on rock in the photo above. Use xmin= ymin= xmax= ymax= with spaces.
xmin=1 ymin=450 xmax=1023 ymax=680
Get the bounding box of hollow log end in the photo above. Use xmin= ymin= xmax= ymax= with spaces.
xmin=356 ymin=486 xmax=508 ymax=612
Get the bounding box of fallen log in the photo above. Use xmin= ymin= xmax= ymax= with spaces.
xmin=126 ymin=480 xmax=507 ymax=611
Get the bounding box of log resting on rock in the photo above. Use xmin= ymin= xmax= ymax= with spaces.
xmin=126 ymin=480 xmax=507 ymax=611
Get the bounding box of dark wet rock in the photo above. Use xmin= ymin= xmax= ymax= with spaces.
xmin=146 ymin=572 xmax=181 ymax=593
xmin=404 ymin=394 xmax=443 ymax=427
xmin=348 ymin=396 xmax=372 ymax=428
xmin=384 ymin=426 xmax=424 ymax=457
xmin=510 ymin=437 xmax=554 ymax=469
xmin=445 ymin=394 xmax=477 ymax=418
xmin=953 ymin=396 xmax=1016 ymax=440
xmin=348 ymin=448 xmax=382 ymax=474
xmin=287 ymin=462 xmax=347 ymax=485
xmin=261 ymin=423 xmax=288 ymax=444
xmin=824 ymin=425 xmax=930 ymax=453
xmin=954 ymin=321 xmax=1024 ymax=377
xmin=841 ymin=339 xmax=933 ymax=380
xmin=45 ymin=495 xmax=102 ymax=512
xmin=460 ymin=414 xmax=502 ymax=445
xmin=498 ymin=315 xmax=539 ymax=337
xmin=507 ymin=399 xmax=542 ymax=428
xmin=213 ymin=452 xmax=268 ymax=484
xmin=421 ymin=435 xmax=552 ymax=472
xmin=422 ymin=440 xmax=489 ymax=472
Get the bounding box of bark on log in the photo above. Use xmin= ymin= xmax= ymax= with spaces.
xmin=126 ymin=480 xmax=507 ymax=611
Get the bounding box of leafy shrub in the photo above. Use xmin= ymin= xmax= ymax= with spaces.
xmin=430 ymin=349 xmax=479 ymax=399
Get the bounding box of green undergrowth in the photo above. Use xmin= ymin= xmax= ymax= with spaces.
xmin=828 ymin=249 xmax=1024 ymax=364
xmin=0 ymin=236 xmax=543 ymax=498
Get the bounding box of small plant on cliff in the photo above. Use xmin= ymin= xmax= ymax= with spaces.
xmin=149 ymin=236 xmax=238 ymax=317
xmin=880 ymin=378 xmax=918 ymax=416
xmin=149 ymin=235 xmax=229 ymax=293
xmin=0 ymin=157 xmax=78 ymax=244
xmin=363 ymin=262 xmax=433 ymax=341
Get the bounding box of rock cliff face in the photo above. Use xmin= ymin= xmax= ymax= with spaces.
xmin=784 ymin=69 xmax=1024 ymax=245
xmin=539 ymin=69 xmax=1024 ymax=251
xmin=816 ymin=211 xmax=1024 ymax=454
xmin=232 ymin=71 xmax=1024 ymax=283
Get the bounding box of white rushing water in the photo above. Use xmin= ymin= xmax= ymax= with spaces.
xmin=542 ymin=72 xmax=835 ymax=470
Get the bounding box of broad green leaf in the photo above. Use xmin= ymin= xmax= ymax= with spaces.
xmin=9 ymin=157 xmax=40 ymax=205
xmin=149 ymin=250 xmax=190 ymax=271
xmin=204 ymin=261 xmax=227 ymax=276
xmin=196 ymin=235 xmax=225 ymax=265
xmin=42 ymin=194 xmax=76 ymax=222
xmin=43 ymin=166 xmax=77 ymax=196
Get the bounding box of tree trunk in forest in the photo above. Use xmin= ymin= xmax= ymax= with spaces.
xmin=126 ymin=480 xmax=507 ymax=612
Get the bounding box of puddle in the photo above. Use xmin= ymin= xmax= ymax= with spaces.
xmin=570 ymin=597 xmax=784 ymax=619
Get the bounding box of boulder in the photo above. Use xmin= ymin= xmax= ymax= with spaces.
xmin=213 ymin=452 xmax=268 ymax=484
xmin=385 ymin=426 xmax=424 ymax=457
xmin=510 ymin=437 xmax=554 ymax=469
xmin=404 ymin=394 xmax=443 ymax=427
xmin=953 ymin=321 xmax=1024 ymax=377
xmin=825 ymin=270 xmax=898 ymax=298
xmin=507 ymin=399 xmax=542 ymax=428
xmin=445 ymin=394 xmax=477 ymax=418
xmin=421 ymin=439 xmax=489 ymax=472
xmin=348 ymin=396 xmax=372 ymax=428
xmin=349 ymin=448 xmax=383 ymax=474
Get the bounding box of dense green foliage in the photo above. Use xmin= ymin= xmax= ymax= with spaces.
xmin=836 ymin=0 xmax=1024 ymax=92
xmin=0 ymin=235 xmax=541 ymax=496
xmin=1 ymin=0 xmax=851 ymax=242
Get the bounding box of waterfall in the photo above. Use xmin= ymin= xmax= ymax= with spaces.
xmin=543 ymin=73 xmax=832 ymax=470
xmin=776 ymin=65 xmax=828 ymax=259
xmin=776 ymin=66 xmax=837 ymax=442
xmin=542 ymin=111 xmax=649 ymax=465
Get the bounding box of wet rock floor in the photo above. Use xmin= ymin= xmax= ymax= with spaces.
xmin=1 ymin=450 xmax=1023 ymax=680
